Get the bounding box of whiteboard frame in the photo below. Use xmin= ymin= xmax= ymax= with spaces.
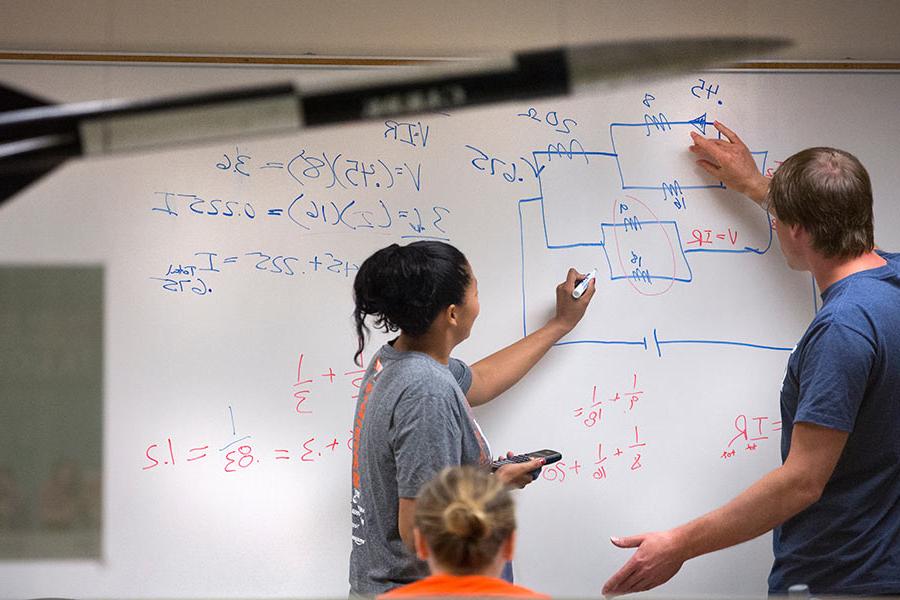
xmin=1 ymin=51 xmax=899 ymax=71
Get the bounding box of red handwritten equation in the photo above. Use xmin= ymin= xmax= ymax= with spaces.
xmin=721 ymin=414 xmax=782 ymax=460
xmin=143 ymin=349 xmax=366 ymax=474
xmin=292 ymin=352 xmax=366 ymax=415
xmin=554 ymin=374 xmax=650 ymax=484
xmin=572 ymin=373 xmax=644 ymax=428
xmin=538 ymin=426 xmax=649 ymax=485
xmin=142 ymin=434 xmax=353 ymax=473
xmin=686 ymin=227 xmax=740 ymax=249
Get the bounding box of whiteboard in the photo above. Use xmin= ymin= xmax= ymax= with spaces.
xmin=1 ymin=62 xmax=899 ymax=599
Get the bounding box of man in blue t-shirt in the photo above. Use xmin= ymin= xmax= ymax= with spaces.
xmin=603 ymin=121 xmax=900 ymax=596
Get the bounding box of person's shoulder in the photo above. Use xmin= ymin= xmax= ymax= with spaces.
xmin=800 ymin=300 xmax=878 ymax=359
xmin=807 ymin=296 xmax=869 ymax=333
xmin=447 ymin=357 xmax=472 ymax=389
xmin=822 ymin=259 xmax=899 ymax=316
xmin=870 ymin=249 xmax=900 ymax=279
xmin=385 ymin=356 xmax=464 ymax=412
xmin=378 ymin=348 xmax=452 ymax=382
xmin=391 ymin=355 xmax=458 ymax=388
xmin=377 ymin=575 xmax=441 ymax=598
xmin=485 ymin=580 xmax=551 ymax=598
xmin=447 ymin=356 xmax=469 ymax=373
xmin=871 ymin=249 xmax=900 ymax=275
xmin=379 ymin=575 xmax=549 ymax=599
xmin=876 ymin=249 xmax=900 ymax=262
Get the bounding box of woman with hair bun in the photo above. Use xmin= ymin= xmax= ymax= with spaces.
xmin=349 ymin=241 xmax=594 ymax=597
xmin=379 ymin=466 xmax=548 ymax=598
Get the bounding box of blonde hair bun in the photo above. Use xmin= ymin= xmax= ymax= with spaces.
xmin=415 ymin=466 xmax=516 ymax=574
xmin=442 ymin=500 xmax=489 ymax=540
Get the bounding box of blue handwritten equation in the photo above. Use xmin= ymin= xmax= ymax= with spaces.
xmin=216 ymin=146 xmax=423 ymax=191
xmin=150 ymin=250 xmax=360 ymax=296
xmin=516 ymin=107 xmax=578 ymax=134
xmin=286 ymin=151 xmax=423 ymax=192
xmin=151 ymin=191 xmax=451 ymax=240
xmin=215 ymin=119 xmax=430 ymax=189
xmin=383 ymin=120 xmax=430 ymax=148
xmin=464 ymin=106 xmax=587 ymax=185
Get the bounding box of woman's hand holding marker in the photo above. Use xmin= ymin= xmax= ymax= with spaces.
xmin=572 ymin=269 xmax=597 ymax=299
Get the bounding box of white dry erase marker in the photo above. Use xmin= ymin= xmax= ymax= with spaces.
xmin=572 ymin=269 xmax=597 ymax=299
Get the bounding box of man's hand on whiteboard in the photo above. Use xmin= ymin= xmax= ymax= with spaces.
xmin=550 ymin=268 xmax=595 ymax=335
xmin=494 ymin=453 xmax=543 ymax=490
xmin=689 ymin=121 xmax=770 ymax=207
xmin=602 ymin=530 xmax=687 ymax=596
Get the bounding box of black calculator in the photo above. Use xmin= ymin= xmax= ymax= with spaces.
xmin=490 ymin=449 xmax=562 ymax=472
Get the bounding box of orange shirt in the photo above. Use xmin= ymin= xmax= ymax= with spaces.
xmin=378 ymin=574 xmax=549 ymax=598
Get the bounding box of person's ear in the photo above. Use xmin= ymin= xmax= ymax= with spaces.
xmin=446 ymin=303 xmax=459 ymax=327
xmin=788 ymin=223 xmax=806 ymax=242
xmin=413 ymin=528 xmax=430 ymax=560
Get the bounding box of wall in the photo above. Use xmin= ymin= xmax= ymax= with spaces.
xmin=2 ymin=1 xmax=900 ymax=61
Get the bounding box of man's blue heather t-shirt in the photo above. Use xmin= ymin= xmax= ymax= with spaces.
xmin=770 ymin=251 xmax=900 ymax=595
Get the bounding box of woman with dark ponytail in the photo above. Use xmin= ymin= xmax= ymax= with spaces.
xmin=349 ymin=241 xmax=594 ymax=597
xmin=379 ymin=466 xmax=548 ymax=598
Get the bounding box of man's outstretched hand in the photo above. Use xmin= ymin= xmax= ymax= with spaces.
xmin=602 ymin=530 xmax=687 ymax=596
xmin=689 ymin=121 xmax=770 ymax=206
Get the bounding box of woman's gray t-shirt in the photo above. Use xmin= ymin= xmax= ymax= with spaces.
xmin=348 ymin=343 xmax=490 ymax=595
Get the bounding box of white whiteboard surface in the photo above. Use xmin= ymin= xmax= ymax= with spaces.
xmin=1 ymin=63 xmax=899 ymax=599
